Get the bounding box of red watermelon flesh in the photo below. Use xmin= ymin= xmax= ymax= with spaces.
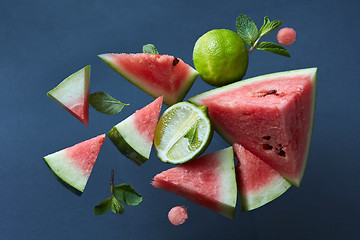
xmin=43 ymin=134 xmax=106 ymax=195
xmin=99 ymin=53 xmax=198 ymax=106
xmin=133 ymin=96 xmax=163 ymax=143
xmin=234 ymin=143 xmax=291 ymax=211
xmin=152 ymin=147 xmax=237 ymax=219
xmin=189 ymin=68 xmax=317 ymax=186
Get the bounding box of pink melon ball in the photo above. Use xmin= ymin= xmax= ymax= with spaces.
xmin=168 ymin=206 xmax=188 ymax=225
xmin=276 ymin=27 xmax=296 ymax=46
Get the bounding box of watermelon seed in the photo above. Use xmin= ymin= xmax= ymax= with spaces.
xmin=262 ymin=136 xmax=271 ymax=140
xmin=262 ymin=144 xmax=273 ymax=150
xmin=275 ymin=145 xmax=286 ymax=157
xmin=173 ymin=57 xmax=179 ymax=66
xmin=260 ymin=90 xmax=278 ymax=97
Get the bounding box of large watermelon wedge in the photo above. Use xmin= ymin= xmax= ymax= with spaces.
xmin=43 ymin=134 xmax=106 ymax=196
xmin=234 ymin=143 xmax=291 ymax=211
xmin=152 ymin=147 xmax=237 ymax=219
xmin=99 ymin=53 xmax=198 ymax=106
xmin=189 ymin=68 xmax=317 ymax=186
xmin=47 ymin=66 xmax=90 ymax=126
xmin=107 ymin=96 xmax=163 ymax=165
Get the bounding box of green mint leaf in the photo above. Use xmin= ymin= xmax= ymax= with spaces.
xmin=89 ymin=92 xmax=129 ymax=115
xmin=259 ymin=17 xmax=282 ymax=37
xmin=259 ymin=16 xmax=270 ymax=35
xmin=236 ymin=14 xmax=259 ymax=45
xmin=257 ymin=42 xmax=290 ymax=57
xmin=111 ymin=196 xmax=125 ymax=214
xmin=184 ymin=121 xmax=199 ymax=145
xmin=113 ymin=184 xmax=143 ymax=206
xmin=142 ymin=44 xmax=159 ymax=54
xmin=94 ymin=197 xmax=112 ymax=215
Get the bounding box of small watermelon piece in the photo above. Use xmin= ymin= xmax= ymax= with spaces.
xmin=152 ymin=147 xmax=237 ymax=219
xmin=189 ymin=68 xmax=317 ymax=186
xmin=43 ymin=134 xmax=106 ymax=196
xmin=234 ymin=143 xmax=291 ymax=211
xmin=47 ymin=66 xmax=90 ymax=126
xmin=99 ymin=53 xmax=198 ymax=106
xmin=107 ymin=96 xmax=163 ymax=165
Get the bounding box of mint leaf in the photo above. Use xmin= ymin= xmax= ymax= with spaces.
xmin=111 ymin=196 xmax=125 ymax=214
xmin=94 ymin=197 xmax=112 ymax=215
xmin=113 ymin=184 xmax=143 ymax=206
xmin=257 ymin=42 xmax=290 ymax=57
xmin=236 ymin=14 xmax=258 ymax=45
xmin=184 ymin=121 xmax=199 ymax=145
xmin=259 ymin=17 xmax=282 ymax=37
xmin=89 ymin=92 xmax=129 ymax=115
xmin=259 ymin=16 xmax=270 ymax=35
xmin=143 ymin=44 xmax=159 ymax=54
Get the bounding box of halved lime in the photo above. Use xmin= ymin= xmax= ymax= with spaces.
xmin=154 ymin=102 xmax=213 ymax=164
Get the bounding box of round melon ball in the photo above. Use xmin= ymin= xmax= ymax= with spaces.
xmin=168 ymin=206 xmax=188 ymax=225
xmin=276 ymin=27 xmax=296 ymax=46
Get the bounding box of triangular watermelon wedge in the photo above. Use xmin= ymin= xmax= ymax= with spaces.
xmin=189 ymin=68 xmax=317 ymax=186
xmin=152 ymin=147 xmax=237 ymax=219
xmin=107 ymin=96 xmax=163 ymax=165
xmin=99 ymin=53 xmax=198 ymax=106
xmin=43 ymin=134 xmax=106 ymax=196
xmin=234 ymin=143 xmax=291 ymax=211
xmin=47 ymin=66 xmax=90 ymax=126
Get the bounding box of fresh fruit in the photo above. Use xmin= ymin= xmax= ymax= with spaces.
xmin=168 ymin=206 xmax=188 ymax=225
xmin=99 ymin=53 xmax=198 ymax=106
xmin=234 ymin=143 xmax=291 ymax=211
xmin=154 ymin=102 xmax=212 ymax=164
xmin=277 ymin=27 xmax=296 ymax=46
xmin=189 ymin=68 xmax=317 ymax=186
xmin=43 ymin=134 xmax=106 ymax=195
xmin=47 ymin=65 xmax=90 ymax=126
xmin=193 ymin=29 xmax=248 ymax=86
xmin=152 ymin=147 xmax=237 ymax=219
xmin=107 ymin=97 xmax=163 ymax=165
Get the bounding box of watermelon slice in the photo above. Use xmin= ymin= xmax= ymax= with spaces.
xmin=189 ymin=68 xmax=317 ymax=186
xmin=234 ymin=143 xmax=291 ymax=211
xmin=99 ymin=53 xmax=198 ymax=106
xmin=107 ymin=96 xmax=163 ymax=165
xmin=47 ymin=66 xmax=90 ymax=126
xmin=152 ymin=147 xmax=237 ymax=219
xmin=43 ymin=134 xmax=106 ymax=196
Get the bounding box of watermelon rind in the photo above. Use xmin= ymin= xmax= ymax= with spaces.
xmin=189 ymin=68 xmax=317 ymax=186
xmin=98 ymin=53 xmax=198 ymax=106
xmin=107 ymin=126 xmax=148 ymax=166
xmin=239 ymin=175 xmax=291 ymax=211
xmin=47 ymin=65 xmax=90 ymax=126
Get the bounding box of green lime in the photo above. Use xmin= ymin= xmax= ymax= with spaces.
xmin=193 ymin=29 xmax=248 ymax=87
xmin=154 ymin=102 xmax=213 ymax=164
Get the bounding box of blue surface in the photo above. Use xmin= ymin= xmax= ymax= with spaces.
xmin=1 ymin=0 xmax=359 ymax=239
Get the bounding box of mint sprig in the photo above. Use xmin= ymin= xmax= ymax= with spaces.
xmin=94 ymin=170 xmax=142 ymax=215
xmin=142 ymin=44 xmax=159 ymax=54
xmin=89 ymin=92 xmax=129 ymax=115
xmin=236 ymin=15 xmax=290 ymax=57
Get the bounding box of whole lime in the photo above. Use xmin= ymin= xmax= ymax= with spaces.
xmin=193 ymin=29 xmax=248 ymax=87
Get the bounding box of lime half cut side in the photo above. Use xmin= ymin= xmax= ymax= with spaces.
xmin=154 ymin=102 xmax=213 ymax=164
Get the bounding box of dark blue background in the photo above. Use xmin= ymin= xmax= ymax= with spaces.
xmin=1 ymin=0 xmax=359 ymax=239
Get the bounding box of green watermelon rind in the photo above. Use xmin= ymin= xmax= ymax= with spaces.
xmin=239 ymin=174 xmax=291 ymax=211
xmin=98 ymin=53 xmax=198 ymax=106
xmin=107 ymin=127 xmax=148 ymax=166
xmin=42 ymin=158 xmax=83 ymax=196
xmin=189 ymin=68 xmax=318 ymax=186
